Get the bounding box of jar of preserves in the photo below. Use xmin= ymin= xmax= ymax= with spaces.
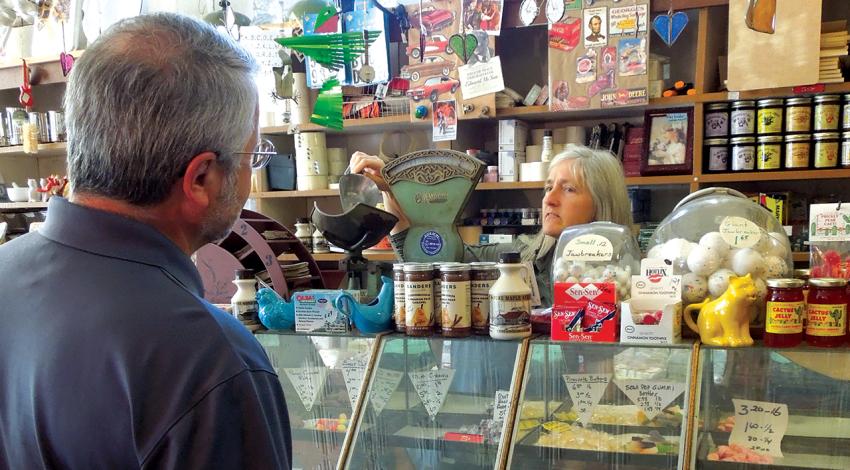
xmin=842 ymin=94 xmax=850 ymax=131
xmin=764 ymin=279 xmax=805 ymax=347
xmin=704 ymin=138 xmax=730 ymax=172
xmin=441 ymin=263 xmax=471 ymax=337
xmin=784 ymin=134 xmax=810 ymax=169
xmin=784 ymin=97 xmax=812 ymax=133
xmin=393 ymin=264 xmax=406 ymax=333
xmin=404 ymin=263 xmax=434 ymax=336
xmin=757 ymin=99 xmax=784 ymax=135
xmin=756 ymin=135 xmax=783 ymax=170
xmin=814 ymin=95 xmax=841 ymax=131
xmin=806 ymin=277 xmax=848 ymax=347
xmin=842 ymin=131 xmax=850 ymax=167
xmin=705 ymin=103 xmax=730 ymax=137
xmin=813 ymin=132 xmax=840 ymax=168
xmin=793 ymin=268 xmax=811 ymax=303
xmin=432 ymin=263 xmax=442 ymax=332
xmin=730 ymin=136 xmax=756 ymax=171
xmin=470 ymin=262 xmax=499 ymax=335
xmin=730 ymin=100 xmax=756 ymax=135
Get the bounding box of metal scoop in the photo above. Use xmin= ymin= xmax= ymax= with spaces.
xmin=338 ymin=167 xmax=383 ymax=212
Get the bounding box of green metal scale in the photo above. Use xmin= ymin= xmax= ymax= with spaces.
xmin=382 ymin=149 xmax=485 ymax=262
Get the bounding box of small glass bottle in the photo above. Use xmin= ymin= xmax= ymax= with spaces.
xmin=541 ymin=129 xmax=554 ymax=162
xmin=757 ymin=99 xmax=784 ymax=135
xmin=490 ymin=252 xmax=532 ymax=340
xmin=806 ymin=278 xmax=848 ymax=347
xmin=813 ymin=132 xmax=840 ymax=168
xmin=730 ymin=100 xmax=756 ymax=136
xmin=704 ymin=138 xmax=730 ymax=172
xmin=784 ymin=97 xmax=812 ymax=133
xmin=730 ymin=136 xmax=756 ymax=171
xmin=231 ymin=269 xmax=259 ymax=327
xmin=764 ymin=279 xmax=805 ymax=348
xmin=756 ymin=135 xmax=783 ymax=171
xmin=312 ymin=226 xmax=330 ymax=253
xmin=814 ymin=95 xmax=841 ymax=131
xmin=784 ymin=134 xmax=811 ymax=169
xmin=704 ymin=103 xmax=730 ymax=137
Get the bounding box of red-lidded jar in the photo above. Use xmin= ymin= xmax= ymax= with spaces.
xmin=806 ymin=278 xmax=848 ymax=347
xmin=764 ymin=279 xmax=805 ymax=347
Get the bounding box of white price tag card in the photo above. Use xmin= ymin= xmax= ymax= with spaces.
xmin=340 ymin=353 xmax=370 ymax=411
xmin=408 ymin=369 xmax=456 ymax=418
xmin=284 ymin=367 xmax=328 ymax=411
xmin=809 ymin=203 xmax=850 ymax=242
xmin=730 ymin=399 xmax=788 ymax=457
xmin=493 ymin=389 xmax=511 ymax=422
xmin=719 ymin=216 xmax=761 ymax=248
xmin=563 ymin=374 xmax=611 ymax=424
xmin=615 ymin=380 xmax=686 ymax=420
xmin=368 ymin=368 xmax=404 ymax=416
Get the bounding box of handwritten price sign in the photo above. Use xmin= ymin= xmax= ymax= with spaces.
xmin=340 ymin=354 xmax=369 ymax=411
xmin=284 ymin=367 xmax=328 ymax=411
xmin=615 ymin=380 xmax=686 ymax=421
xmin=729 ymin=399 xmax=788 ymax=457
xmin=368 ymin=368 xmax=404 ymax=416
xmin=409 ymin=369 xmax=456 ymax=418
xmin=563 ymin=374 xmax=611 ymax=425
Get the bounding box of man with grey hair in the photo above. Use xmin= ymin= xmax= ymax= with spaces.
xmin=0 ymin=13 xmax=291 ymax=469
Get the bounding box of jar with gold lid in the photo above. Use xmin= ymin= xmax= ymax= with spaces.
xmin=784 ymin=134 xmax=810 ymax=169
xmin=813 ymin=132 xmax=840 ymax=168
xmin=814 ymin=95 xmax=841 ymax=131
xmin=842 ymin=131 xmax=850 ymax=167
xmin=756 ymin=135 xmax=783 ymax=170
xmin=705 ymin=103 xmax=730 ymax=137
xmin=842 ymin=94 xmax=850 ymax=131
xmin=730 ymin=100 xmax=756 ymax=135
xmin=784 ymin=97 xmax=812 ymax=133
xmin=730 ymin=136 xmax=756 ymax=171
xmin=757 ymin=98 xmax=784 ymax=135
xmin=704 ymin=138 xmax=729 ymax=172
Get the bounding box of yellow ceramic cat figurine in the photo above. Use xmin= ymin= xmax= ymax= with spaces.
xmin=684 ymin=273 xmax=757 ymax=347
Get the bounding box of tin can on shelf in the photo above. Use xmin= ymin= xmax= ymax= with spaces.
xmin=5 ymin=107 xmax=24 ymax=146
xmin=730 ymin=136 xmax=756 ymax=171
xmin=806 ymin=277 xmax=848 ymax=347
xmin=704 ymin=103 xmax=730 ymax=137
xmin=784 ymin=134 xmax=810 ymax=169
xmin=757 ymin=99 xmax=784 ymax=135
xmin=756 ymin=135 xmax=783 ymax=170
xmin=730 ymin=100 xmax=756 ymax=136
xmin=704 ymin=138 xmax=729 ymax=172
xmin=47 ymin=111 xmax=66 ymax=142
xmin=813 ymin=132 xmax=840 ymax=168
xmin=814 ymin=95 xmax=841 ymax=131
xmin=784 ymin=97 xmax=812 ymax=133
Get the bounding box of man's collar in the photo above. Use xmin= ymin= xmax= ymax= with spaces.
xmin=39 ymin=197 xmax=204 ymax=295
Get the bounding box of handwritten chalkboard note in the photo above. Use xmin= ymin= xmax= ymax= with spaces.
xmin=409 ymin=369 xmax=456 ymax=418
xmin=493 ymin=389 xmax=511 ymax=423
xmin=368 ymin=368 xmax=404 ymax=416
xmin=340 ymin=353 xmax=370 ymax=411
xmin=563 ymin=374 xmax=611 ymax=424
xmin=730 ymin=399 xmax=789 ymax=457
xmin=615 ymin=380 xmax=686 ymax=420
xmin=284 ymin=367 xmax=328 ymax=411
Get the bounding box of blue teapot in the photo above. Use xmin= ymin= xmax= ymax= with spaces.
xmin=257 ymin=288 xmax=295 ymax=330
xmin=335 ymin=276 xmax=394 ymax=333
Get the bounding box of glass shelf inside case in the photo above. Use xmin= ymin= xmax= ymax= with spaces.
xmin=695 ymin=346 xmax=850 ymax=469
xmin=345 ymin=334 xmax=525 ymax=470
xmin=507 ymin=340 xmax=696 ymax=469
xmin=257 ymin=332 xmax=379 ymax=470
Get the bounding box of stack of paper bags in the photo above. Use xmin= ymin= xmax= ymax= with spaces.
xmin=820 ymin=21 xmax=849 ymax=83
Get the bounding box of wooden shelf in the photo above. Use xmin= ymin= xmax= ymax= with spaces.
xmin=0 ymin=142 xmax=67 ymax=158
xmin=793 ymin=252 xmax=809 ymax=262
xmin=251 ymin=189 xmax=339 ymax=198
xmin=476 ymin=181 xmax=544 ymax=190
xmin=699 ymin=168 xmax=850 ymax=184
xmin=261 ymin=114 xmax=429 ymax=135
xmin=278 ymin=251 xmax=396 ymax=262
xmin=0 ymin=201 xmax=48 ymax=210
xmin=625 ymin=175 xmax=695 ymax=186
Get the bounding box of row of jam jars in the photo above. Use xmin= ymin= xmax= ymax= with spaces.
xmin=765 ymin=277 xmax=848 ymax=348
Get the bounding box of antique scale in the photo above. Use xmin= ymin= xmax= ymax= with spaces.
xmin=382 ymin=149 xmax=485 ymax=262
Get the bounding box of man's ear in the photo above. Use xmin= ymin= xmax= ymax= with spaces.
xmin=181 ymin=152 xmax=220 ymax=209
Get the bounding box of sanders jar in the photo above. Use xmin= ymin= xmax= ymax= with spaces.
xmin=441 ymin=264 xmax=471 ymax=337
xmin=470 ymin=262 xmax=499 ymax=335
xmin=757 ymin=99 xmax=784 ymax=135
xmin=404 ymin=263 xmax=435 ymax=336
xmin=393 ymin=264 xmax=406 ymax=333
xmin=764 ymin=279 xmax=805 ymax=347
xmin=784 ymin=97 xmax=812 ymax=133
xmin=806 ymin=278 xmax=848 ymax=347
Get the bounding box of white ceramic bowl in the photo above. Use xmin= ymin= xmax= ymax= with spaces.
xmin=6 ymin=187 xmax=29 ymax=202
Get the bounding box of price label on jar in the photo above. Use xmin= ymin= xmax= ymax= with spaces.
xmin=368 ymin=368 xmax=404 ymax=416
xmin=729 ymin=399 xmax=788 ymax=457
xmin=284 ymin=366 xmax=329 ymax=412
xmin=409 ymin=369 xmax=456 ymax=418
xmin=562 ymin=235 xmax=614 ymax=261
xmin=719 ymin=216 xmax=761 ymax=248
xmin=615 ymin=380 xmax=686 ymax=420
xmin=563 ymin=374 xmax=611 ymax=424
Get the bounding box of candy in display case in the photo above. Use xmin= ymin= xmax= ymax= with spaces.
xmin=507 ymin=341 xmax=695 ymax=469
xmin=647 ymin=188 xmax=794 ymax=327
xmin=694 ymin=346 xmax=850 ymax=469
xmin=346 ymin=335 xmax=523 ymax=469
xmin=256 ymin=332 xmax=378 ymax=470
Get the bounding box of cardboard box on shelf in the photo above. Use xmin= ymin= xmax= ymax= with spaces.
xmin=498 ymin=150 xmax=526 ymax=182
xmin=620 ymin=274 xmax=682 ymax=345
xmin=551 ymin=282 xmax=618 ymax=342
xmin=499 ymin=119 xmax=529 ymax=147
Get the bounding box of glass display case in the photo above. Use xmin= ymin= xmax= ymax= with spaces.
xmin=346 ymin=335 xmax=524 ymax=469
xmin=507 ymin=340 xmax=696 ymax=469
xmin=257 ymin=332 xmax=379 ymax=470
xmin=694 ymin=346 xmax=850 ymax=469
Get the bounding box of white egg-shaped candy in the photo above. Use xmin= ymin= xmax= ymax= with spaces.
xmin=708 ymin=269 xmax=736 ymax=298
xmin=731 ymin=248 xmax=765 ymax=277
xmin=566 ymin=276 xmax=579 ymax=283
xmin=568 ymin=262 xmax=586 ymax=278
xmin=764 ymin=255 xmax=787 ymax=278
xmin=723 ymin=248 xmax=740 ymax=270
xmin=647 ymin=244 xmax=664 ymax=260
xmin=553 ymin=268 xmax=567 ymax=282
xmin=581 ymin=277 xmax=595 ymax=283
xmin=601 ymin=267 xmax=617 ymax=281
xmin=554 ymin=257 xmax=569 ymax=273
xmin=754 ymin=277 xmax=767 ymax=303
xmin=752 ymin=232 xmax=770 ymax=254
xmin=663 ymin=238 xmax=694 ymax=263
xmin=765 ymin=233 xmax=790 ymax=258
xmin=616 ymin=267 xmax=630 ymax=284
xmin=699 ymin=232 xmax=731 ymax=259
xmin=682 ymin=273 xmax=709 ymax=304
xmin=687 ymin=245 xmax=721 ymax=276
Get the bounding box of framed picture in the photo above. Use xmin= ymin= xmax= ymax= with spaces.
xmin=640 ymin=108 xmax=694 ymax=175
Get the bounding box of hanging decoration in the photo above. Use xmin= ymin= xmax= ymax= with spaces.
xmin=18 ymin=60 xmax=37 ymax=154
xmin=203 ymin=0 xmax=251 ymax=40
xmin=448 ymin=33 xmax=478 ymax=64
xmin=276 ymin=30 xmax=380 ymax=72
xmin=52 ymin=0 xmax=75 ymax=76
xmin=745 ymin=0 xmax=776 ymax=34
xmin=652 ymin=3 xmax=688 ymax=46
xmin=313 ymin=5 xmax=340 ymax=33
xmin=311 ymin=77 xmax=343 ymax=130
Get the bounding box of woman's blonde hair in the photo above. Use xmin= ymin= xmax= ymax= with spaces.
xmin=548 ymin=144 xmax=633 ymax=227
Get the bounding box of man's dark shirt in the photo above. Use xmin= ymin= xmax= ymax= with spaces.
xmin=0 ymin=197 xmax=292 ymax=469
